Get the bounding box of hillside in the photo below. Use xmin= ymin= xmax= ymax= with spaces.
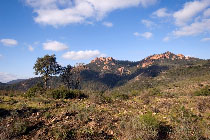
xmin=7 ymin=79 xmax=26 ymax=85
xmin=2 ymin=51 xmax=208 ymax=92
xmin=0 ymin=51 xmax=210 ymax=140
xmin=81 ymin=51 xmax=205 ymax=91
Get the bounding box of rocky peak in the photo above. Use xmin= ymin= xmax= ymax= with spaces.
xmin=145 ymin=51 xmax=190 ymax=61
xmin=91 ymin=57 xmax=115 ymax=64
xmin=140 ymin=51 xmax=191 ymax=68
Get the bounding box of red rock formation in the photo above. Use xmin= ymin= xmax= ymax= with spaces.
xmin=141 ymin=61 xmax=153 ymax=68
xmin=139 ymin=52 xmax=190 ymax=68
xmin=118 ymin=67 xmax=124 ymax=75
xmin=177 ymin=54 xmax=185 ymax=59
xmin=103 ymin=65 xmax=110 ymax=70
xmin=91 ymin=57 xmax=114 ymax=63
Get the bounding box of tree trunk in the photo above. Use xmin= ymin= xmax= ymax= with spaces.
xmin=44 ymin=76 xmax=48 ymax=89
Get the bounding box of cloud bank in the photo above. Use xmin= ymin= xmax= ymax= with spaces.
xmin=201 ymin=37 xmax=210 ymax=42
xmin=0 ymin=72 xmax=19 ymax=83
xmin=25 ymin=0 xmax=157 ymax=26
xmin=43 ymin=40 xmax=68 ymax=51
xmin=152 ymin=8 xmax=171 ymax=18
xmin=102 ymin=22 xmax=113 ymax=27
xmin=134 ymin=32 xmax=153 ymax=39
xmin=28 ymin=45 xmax=34 ymax=51
xmin=0 ymin=39 xmax=18 ymax=46
xmin=62 ymin=50 xmax=104 ymax=60
xmin=173 ymin=0 xmax=210 ymax=26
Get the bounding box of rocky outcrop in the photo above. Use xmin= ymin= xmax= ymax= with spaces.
xmin=103 ymin=65 xmax=110 ymax=70
xmin=91 ymin=57 xmax=114 ymax=64
xmin=141 ymin=61 xmax=153 ymax=68
xmin=117 ymin=67 xmax=131 ymax=75
xmin=177 ymin=54 xmax=185 ymax=59
xmin=91 ymin=57 xmax=115 ymax=71
xmin=139 ymin=51 xmax=191 ymax=68
xmin=118 ymin=67 xmax=124 ymax=75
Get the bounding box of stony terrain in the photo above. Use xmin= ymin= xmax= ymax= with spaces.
xmin=0 ymin=51 xmax=210 ymax=140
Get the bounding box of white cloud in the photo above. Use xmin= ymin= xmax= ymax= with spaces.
xmin=0 ymin=72 xmax=18 ymax=83
xmin=28 ymin=45 xmax=34 ymax=51
xmin=0 ymin=54 xmax=2 ymax=58
xmin=62 ymin=50 xmax=103 ymax=60
xmin=163 ymin=36 xmax=170 ymax=42
xmin=173 ymin=0 xmax=210 ymax=26
xmin=133 ymin=32 xmax=140 ymax=36
xmin=168 ymin=0 xmax=210 ymax=38
xmin=102 ymin=22 xmax=113 ymax=27
xmin=43 ymin=40 xmax=68 ymax=51
xmin=152 ymin=8 xmax=171 ymax=18
xmin=0 ymin=39 xmax=18 ymax=46
xmin=25 ymin=0 xmax=157 ymax=26
xmin=134 ymin=32 xmax=153 ymax=39
xmin=203 ymin=8 xmax=210 ymax=17
xmin=173 ymin=19 xmax=210 ymax=37
xmin=140 ymin=32 xmax=153 ymax=39
xmin=141 ymin=19 xmax=156 ymax=28
xmin=201 ymin=37 xmax=210 ymax=42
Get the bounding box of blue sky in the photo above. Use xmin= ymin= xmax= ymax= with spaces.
xmin=0 ymin=0 xmax=210 ymax=82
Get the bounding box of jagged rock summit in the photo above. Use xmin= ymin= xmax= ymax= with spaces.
xmin=144 ymin=51 xmax=190 ymax=60
xmin=89 ymin=57 xmax=116 ymax=71
xmin=138 ymin=51 xmax=192 ymax=68
xmin=91 ymin=57 xmax=115 ymax=64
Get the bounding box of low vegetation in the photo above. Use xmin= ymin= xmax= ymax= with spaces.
xmin=0 ymin=52 xmax=210 ymax=139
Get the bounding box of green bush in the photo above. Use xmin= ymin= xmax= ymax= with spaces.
xmin=89 ymin=92 xmax=112 ymax=104
xmin=11 ymin=120 xmax=30 ymax=136
xmin=112 ymin=91 xmax=129 ymax=100
xmin=148 ymin=88 xmax=162 ymax=96
xmin=24 ymin=84 xmax=44 ymax=98
xmin=171 ymin=106 xmax=205 ymax=139
xmin=44 ymin=111 xmax=52 ymax=119
xmin=130 ymin=90 xmax=141 ymax=96
xmin=120 ymin=112 xmax=162 ymax=140
xmin=50 ymin=89 xmax=87 ymax=99
xmin=194 ymin=86 xmax=210 ymax=96
xmin=51 ymin=126 xmax=76 ymax=140
xmin=139 ymin=112 xmax=160 ymax=130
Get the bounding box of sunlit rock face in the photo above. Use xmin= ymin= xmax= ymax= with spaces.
xmin=139 ymin=51 xmax=191 ymax=68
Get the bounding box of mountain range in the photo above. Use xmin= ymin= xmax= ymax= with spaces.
xmin=1 ymin=51 xmax=209 ymax=94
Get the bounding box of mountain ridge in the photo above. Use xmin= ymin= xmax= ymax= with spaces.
xmin=1 ymin=51 xmax=207 ymax=91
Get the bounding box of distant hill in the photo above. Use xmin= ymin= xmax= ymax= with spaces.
xmin=80 ymin=51 xmax=205 ymax=91
xmin=1 ymin=51 xmax=209 ymax=92
xmin=0 ymin=82 xmax=7 ymax=86
xmin=0 ymin=82 xmax=8 ymax=90
xmin=7 ymin=79 xmax=26 ymax=84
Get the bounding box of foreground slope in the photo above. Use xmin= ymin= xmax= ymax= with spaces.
xmin=0 ymin=89 xmax=209 ymax=139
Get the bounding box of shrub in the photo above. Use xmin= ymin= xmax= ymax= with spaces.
xmin=89 ymin=92 xmax=112 ymax=104
xmin=11 ymin=120 xmax=30 ymax=136
xmin=50 ymin=88 xmax=87 ymax=99
xmin=112 ymin=91 xmax=129 ymax=100
xmin=51 ymin=126 xmax=76 ymax=140
xmin=139 ymin=112 xmax=160 ymax=130
xmin=130 ymin=90 xmax=141 ymax=96
xmin=24 ymin=84 xmax=44 ymax=98
xmin=194 ymin=86 xmax=210 ymax=96
xmin=44 ymin=111 xmax=52 ymax=119
xmin=121 ymin=112 xmax=162 ymax=140
xmin=170 ymin=106 xmax=205 ymax=139
xmin=148 ymin=87 xmax=162 ymax=96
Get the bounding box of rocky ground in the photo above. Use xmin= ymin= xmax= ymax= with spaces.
xmin=0 ymin=91 xmax=209 ymax=140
